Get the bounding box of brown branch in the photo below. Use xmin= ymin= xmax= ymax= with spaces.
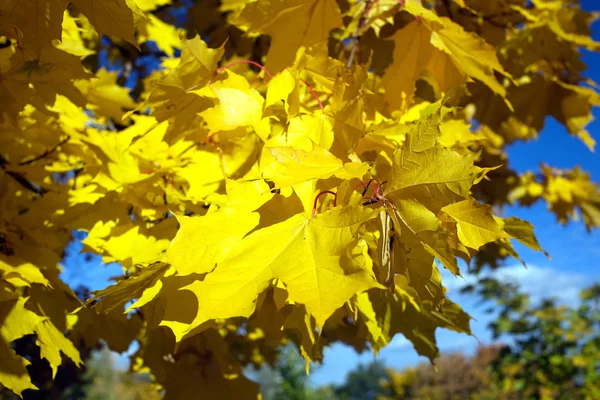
xmin=4 ymin=171 xmax=47 ymax=194
xmin=442 ymin=0 xmax=454 ymax=20
xmin=19 ymin=136 xmax=70 ymax=166
xmin=1 ymin=148 xmax=49 ymax=195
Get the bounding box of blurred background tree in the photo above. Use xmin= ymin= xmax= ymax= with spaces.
xmin=255 ymin=345 xmax=335 ymax=400
xmin=83 ymin=348 xmax=159 ymax=400
xmin=463 ymin=281 xmax=600 ymax=399
xmin=333 ymin=361 xmax=395 ymax=400
xmin=382 ymin=346 xmax=501 ymax=400
xmin=297 ymin=284 xmax=600 ymax=400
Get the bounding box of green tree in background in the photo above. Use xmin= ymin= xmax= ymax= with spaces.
xmin=463 ymin=281 xmax=600 ymax=399
xmin=333 ymin=361 xmax=395 ymax=400
xmin=83 ymin=347 xmax=159 ymax=400
xmin=383 ymin=346 xmax=501 ymax=400
xmin=257 ymin=345 xmax=335 ymax=400
xmin=322 ymin=283 xmax=600 ymax=400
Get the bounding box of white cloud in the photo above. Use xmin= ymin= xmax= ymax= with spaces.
xmin=442 ymin=264 xmax=589 ymax=306
xmin=494 ymin=264 xmax=588 ymax=305
xmin=385 ymin=336 xmax=411 ymax=351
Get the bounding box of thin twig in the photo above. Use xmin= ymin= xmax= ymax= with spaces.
xmin=346 ymin=0 xmax=373 ymax=69
xmin=312 ymin=191 xmax=338 ymax=217
xmin=19 ymin=136 xmax=70 ymax=166
xmin=216 ymin=59 xmax=273 ymax=79
xmin=299 ymin=78 xmax=325 ymax=113
xmin=4 ymin=170 xmax=47 ymax=194
xmin=0 ymin=154 xmax=47 ymax=194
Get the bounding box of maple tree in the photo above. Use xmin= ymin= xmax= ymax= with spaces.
xmin=1 ymin=0 xmax=599 ymax=397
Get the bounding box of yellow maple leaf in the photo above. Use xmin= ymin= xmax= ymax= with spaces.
xmin=232 ymin=0 xmax=343 ymax=73
xmin=164 ymin=208 xmax=260 ymax=276
xmin=56 ymin=11 xmax=96 ymax=58
xmin=99 ymin=225 xmax=170 ymax=267
xmin=262 ymin=143 xmax=369 ymax=188
xmin=0 ymin=297 xmax=45 ymax=396
xmin=383 ymin=11 xmax=510 ymax=110
xmin=386 ymin=123 xmax=478 ymax=215
xmin=1 ymin=46 xmax=90 ymax=117
xmin=75 ymin=69 xmax=136 ymax=120
xmin=138 ymin=14 xmax=181 ymax=57
xmin=34 ymin=320 xmax=82 ymax=378
xmin=142 ymin=35 xmax=224 ymax=139
xmin=0 ymin=0 xmax=70 ymax=56
xmin=503 ymin=216 xmax=550 ymax=258
xmin=264 ymin=68 xmax=300 ymax=117
xmin=85 ymin=262 xmax=170 ymax=313
xmin=0 ymin=340 xmax=37 ymax=396
xmin=441 ymin=199 xmax=508 ymax=250
xmin=160 ymin=204 xmax=382 ymax=341
xmin=71 ymin=0 xmax=143 ymax=49
xmin=198 ymin=72 xmax=270 ymax=140
xmin=0 ymin=255 xmax=50 ymax=287
xmin=0 ymin=297 xmax=45 ymax=342
xmin=135 ymin=0 xmax=171 ymax=12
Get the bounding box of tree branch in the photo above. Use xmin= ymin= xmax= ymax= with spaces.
xmin=1 ymin=149 xmax=49 ymax=195
xmin=442 ymin=0 xmax=454 ymax=20
xmin=19 ymin=136 xmax=69 ymax=166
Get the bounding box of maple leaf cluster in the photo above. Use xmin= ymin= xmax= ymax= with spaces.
xmin=0 ymin=0 xmax=599 ymax=397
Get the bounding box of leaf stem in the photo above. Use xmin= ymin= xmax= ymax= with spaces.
xmin=19 ymin=136 xmax=70 ymax=166
xmin=312 ymin=191 xmax=337 ymax=217
xmin=299 ymin=78 xmax=324 ymax=113
xmin=217 ymin=60 xmax=273 ymax=80
xmin=354 ymin=178 xmax=383 ymax=197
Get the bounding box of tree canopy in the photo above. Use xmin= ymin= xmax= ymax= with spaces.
xmin=0 ymin=0 xmax=599 ymax=398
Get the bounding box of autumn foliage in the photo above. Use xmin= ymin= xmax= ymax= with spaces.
xmin=1 ymin=0 xmax=599 ymax=398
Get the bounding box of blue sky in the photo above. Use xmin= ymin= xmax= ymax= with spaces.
xmin=58 ymin=0 xmax=600 ymax=387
